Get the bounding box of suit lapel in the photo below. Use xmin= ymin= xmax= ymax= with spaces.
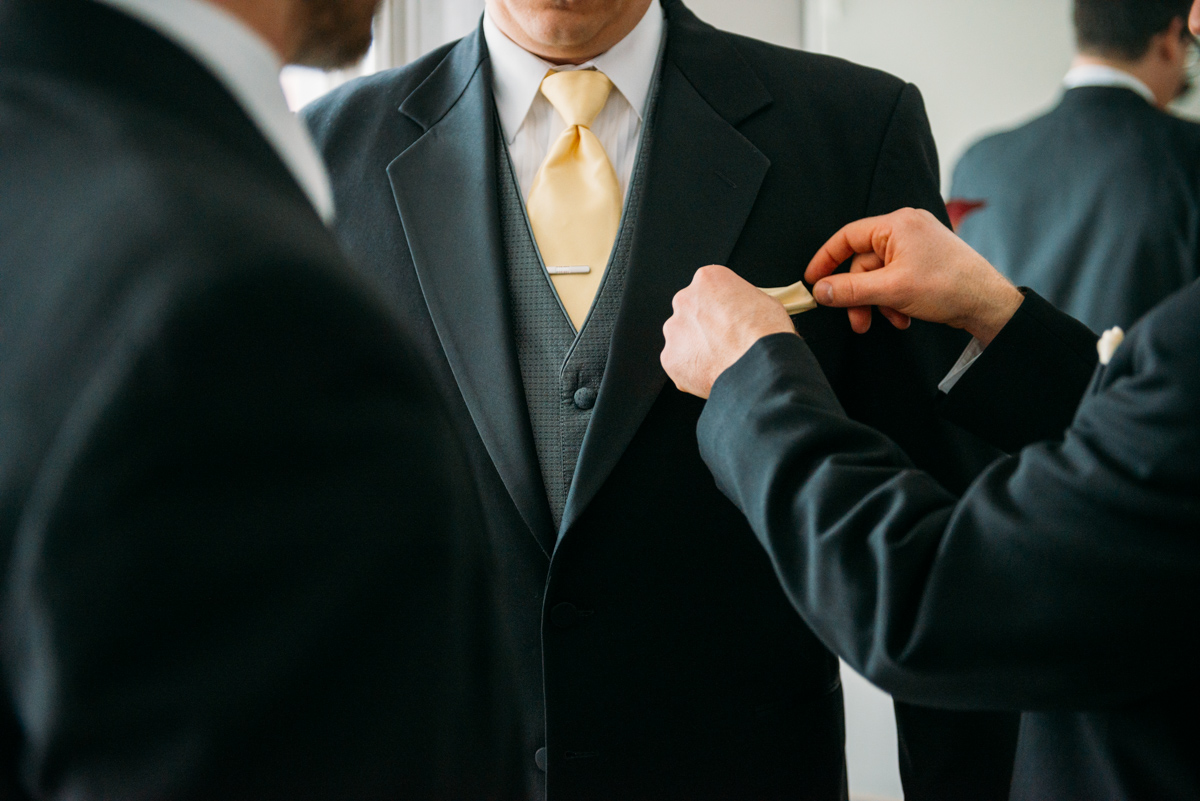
xmin=388 ymin=30 xmax=556 ymax=554
xmin=560 ymin=2 xmax=773 ymax=536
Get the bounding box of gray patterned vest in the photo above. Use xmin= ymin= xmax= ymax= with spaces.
xmin=496 ymin=100 xmax=658 ymax=531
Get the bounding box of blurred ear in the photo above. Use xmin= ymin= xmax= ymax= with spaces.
xmin=1156 ymin=16 xmax=1189 ymax=66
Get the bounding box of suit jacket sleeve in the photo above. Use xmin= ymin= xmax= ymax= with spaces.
xmin=696 ymin=296 xmax=1200 ymax=710
xmin=938 ymin=291 xmax=1100 ymax=452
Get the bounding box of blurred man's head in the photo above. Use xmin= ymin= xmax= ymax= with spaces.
xmin=292 ymin=0 xmax=382 ymax=68
xmin=1074 ymin=0 xmax=1194 ymax=105
xmin=211 ymin=0 xmax=381 ymax=67
xmin=485 ymin=0 xmax=653 ymax=64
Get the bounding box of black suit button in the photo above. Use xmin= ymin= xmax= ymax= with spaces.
xmin=551 ymin=602 xmax=579 ymax=628
xmin=573 ymin=386 xmax=597 ymax=410
xmin=535 ymin=747 xmax=548 ymax=772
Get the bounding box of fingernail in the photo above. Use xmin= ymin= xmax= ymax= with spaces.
xmin=817 ymin=282 xmax=833 ymax=304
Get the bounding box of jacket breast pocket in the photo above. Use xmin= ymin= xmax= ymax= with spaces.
xmin=789 ymin=303 xmax=849 ymax=349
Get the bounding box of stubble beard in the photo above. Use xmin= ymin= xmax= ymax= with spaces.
xmin=292 ymin=0 xmax=382 ymax=70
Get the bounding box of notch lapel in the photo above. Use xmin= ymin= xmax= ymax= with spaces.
xmin=560 ymin=8 xmax=773 ymax=536
xmin=388 ymin=31 xmax=556 ymax=554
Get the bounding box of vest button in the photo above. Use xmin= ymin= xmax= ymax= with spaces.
xmin=573 ymin=386 xmax=597 ymax=410
xmin=551 ymin=602 xmax=579 ymax=628
xmin=535 ymin=747 xmax=548 ymax=772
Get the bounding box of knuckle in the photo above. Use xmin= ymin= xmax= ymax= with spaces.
xmin=840 ymin=279 xmax=857 ymax=306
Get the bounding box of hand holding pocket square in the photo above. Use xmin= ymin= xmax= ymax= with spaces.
xmin=662 ymin=264 xmax=798 ymax=398
xmin=805 ymin=208 xmax=1025 ymax=346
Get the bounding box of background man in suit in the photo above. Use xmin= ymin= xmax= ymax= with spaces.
xmin=0 ymin=0 xmax=520 ymax=797
xmin=659 ymin=204 xmax=1200 ymax=800
xmin=950 ymin=0 xmax=1200 ymax=332
xmin=305 ymin=1 xmax=1020 ymax=797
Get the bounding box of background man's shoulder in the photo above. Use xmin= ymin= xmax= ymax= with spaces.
xmin=951 ymin=127 xmax=1018 ymax=187
xmin=948 ymin=106 xmax=1058 ymax=195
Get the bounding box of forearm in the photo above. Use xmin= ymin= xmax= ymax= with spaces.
xmin=699 ymin=334 xmax=1196 ymax=710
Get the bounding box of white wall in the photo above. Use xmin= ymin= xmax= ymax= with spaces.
xmin=805 ymin=0 xmax=1076 ymax=190
xmin=686 ymin=0 xmax=805 ymax=49
xmin=404 ymin=0 xmax=484 ymax=57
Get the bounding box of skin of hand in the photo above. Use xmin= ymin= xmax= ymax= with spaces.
xmin=805 ymin=208 xmax=1025 ymax=345
xmin=661 ymin=264 xmax=797 ymax=398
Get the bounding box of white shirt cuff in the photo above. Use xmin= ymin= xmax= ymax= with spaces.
xmin=937 ymin=337 xmax=986 ymax=394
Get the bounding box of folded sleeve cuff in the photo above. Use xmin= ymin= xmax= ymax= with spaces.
xmin=938 ymin=290 xmax=1099 ymax=452
xmin=937 ymin=337 xmax=987 ymax=394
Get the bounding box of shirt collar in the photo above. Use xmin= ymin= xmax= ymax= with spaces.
xmin=91 ymin=0 xmax=336 ymax=223
xmin=484 ymin=0 xmax=666 ymax=144
xmin=1063 ymin=64 xmax=1157 ymax=106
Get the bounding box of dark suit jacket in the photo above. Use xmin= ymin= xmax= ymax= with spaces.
xmin=304 ymin=2 xmax=1019 ymax=797
xmin=0 ymin=1 xmax=521 ymax=798
xmin=952 ymin=86 xmax=1200 ymax=332
xmin=698 ymin=286 xmax=1200 ymax=800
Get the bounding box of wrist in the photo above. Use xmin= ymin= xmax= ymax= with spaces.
xmin=967 ymin=283 xmax=1024 ymax=346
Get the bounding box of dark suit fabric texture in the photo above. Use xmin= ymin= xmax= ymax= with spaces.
xmin=698 ymin=286 xmax=1200 ymax=801
xmin=953 ymin=86 xmax=1200 ymax=332
xmin=304 ymin=2 xmax=1018 ymax=797
xmin=0 ymin=1 xmax=522 ymax=798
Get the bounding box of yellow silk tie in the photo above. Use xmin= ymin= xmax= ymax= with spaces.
xmin=527 ymin=70 xmax=623 ymax=331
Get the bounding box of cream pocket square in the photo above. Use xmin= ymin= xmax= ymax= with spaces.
xmin=761 ymin=281 xmax=818 ymax=315
xmin=1097 ymin=327 xmax=1125 ymax=366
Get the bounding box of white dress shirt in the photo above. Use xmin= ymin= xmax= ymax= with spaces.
xmin=1063 ymin=63 xmax=1157 ymax=105
xmin=92 ymin=0 xmax=335 ymax=223
xmin=483 ymin=0 xmax=666 ymax=204
xmin=937 ymin=336 xmax=987 ymax=394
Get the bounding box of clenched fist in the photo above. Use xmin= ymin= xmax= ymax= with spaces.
xmin=661 ymin=265 xmax=797 ymax=399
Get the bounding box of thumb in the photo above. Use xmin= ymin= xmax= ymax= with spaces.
xmin=812 ymin=271 xmax=894 ymax=309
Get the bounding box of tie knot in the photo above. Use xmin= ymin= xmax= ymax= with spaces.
xmin=540 ymin=69 xmax=614 ymax=129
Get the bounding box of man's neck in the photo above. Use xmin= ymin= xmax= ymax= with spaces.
xmin=1071 ymin=54 xmax=1170 ymax=107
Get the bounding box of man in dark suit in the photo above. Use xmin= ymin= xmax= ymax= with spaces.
xmin=951 ymin=0 xmax=1200 ymax=332
xmin=0 ymin=0 xmax=520 ymax=797
xmin=660 ymin=206 xmax=1200 ymax=800
xmin=304 ymin=1 xmax=1020 ymax=797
